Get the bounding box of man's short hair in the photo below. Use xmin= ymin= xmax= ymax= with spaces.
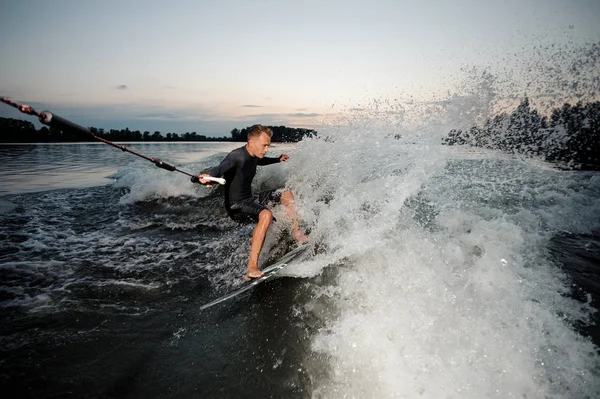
xmin=247 ymin=125 xmax=273 ymax=140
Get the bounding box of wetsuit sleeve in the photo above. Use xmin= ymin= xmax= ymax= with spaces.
xmin=208 ymin=152 xmax=237 ymax=177
xmin=257 ymin=156 xmax=281 ymax=166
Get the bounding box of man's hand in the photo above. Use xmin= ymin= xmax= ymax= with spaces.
xmin=280 ymin=154 xmax=290 ymax=162
xmin=198 ymin=173 xmax=213 ymax=188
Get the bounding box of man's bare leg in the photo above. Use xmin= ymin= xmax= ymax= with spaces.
xmin=245 ymin=209 xmax=273 ymax=281
xmin=280 ymin=190 xmax=309 ymax=243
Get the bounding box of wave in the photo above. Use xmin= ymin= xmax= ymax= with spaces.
xmin=282 ymin=97 xmax=599 ymax=396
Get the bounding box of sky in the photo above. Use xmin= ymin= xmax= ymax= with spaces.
xmin=1 ymin=0 xmax=599 ymax=136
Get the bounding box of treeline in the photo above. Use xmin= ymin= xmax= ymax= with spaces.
xmin=230 ymin=125 xmax=317 ymax=142
xmin=443 ymin=98 xmax=600 ymax=170
xmin=0 ymin=118 xmax=316 ymax=143
xmin=89 ymin=128 xmax=230 ymax=142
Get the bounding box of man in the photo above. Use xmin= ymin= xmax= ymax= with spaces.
xmin=199 ymin=125 xmax=308 ymax=281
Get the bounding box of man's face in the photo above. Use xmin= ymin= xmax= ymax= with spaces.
xmin=248 ymin=132 xmax=271 ymax=158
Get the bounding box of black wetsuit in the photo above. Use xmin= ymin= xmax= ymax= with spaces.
xmin=208 ymin=146 xmax=281 ymax=222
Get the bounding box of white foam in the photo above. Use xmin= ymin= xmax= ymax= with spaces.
xmin=309 ymin=220 xmax=597 ymax=397
xmin=112 ymin=160 xmax=205 ymax=204
xmin=95 ymin=279 xmax=161 ymax=290
xmin=282 ymin=112 xmax=599 ymax=397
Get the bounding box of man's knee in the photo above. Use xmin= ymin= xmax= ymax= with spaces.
xmin=258 ymin=209 xmax=273 ymax=223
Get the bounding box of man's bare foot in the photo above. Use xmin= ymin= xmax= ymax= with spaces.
xmin=244 ymin=267 xmax=264 ymax=281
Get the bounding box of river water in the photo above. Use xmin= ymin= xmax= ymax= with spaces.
xmin=0 ymin=136 xmax=598 ymax=398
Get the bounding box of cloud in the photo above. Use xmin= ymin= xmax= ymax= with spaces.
xmin=237 ymin=112 xmax=324 ymax=129
xmin=243 ymin=112 xmax=323 ymax=120
xmin=117 ymin=85 xmax=128 ymax=90
xmin=242 ymin=113 xmax=287 ymax=118
xmin=288 ymin=113 xmax=321 ymax=117
xmin=138 ymin=112 xmax=181 ymax=119
xmin=240 ymin=104 xmax=262 ymax=108
xmin=241 ymin=113 xmax=280 ymax=120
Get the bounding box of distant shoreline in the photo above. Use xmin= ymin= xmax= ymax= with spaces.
xmin=0 ymin=118 xmax=317 ymax=144
xmin=0 ymin=141 xmax=298 ymax=145
xmin=0 ymin=141 xmax=235 ymax=145
xmin=442 ymin=98 xmax=600 ymax=171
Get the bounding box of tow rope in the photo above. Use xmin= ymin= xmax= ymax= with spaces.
xmin=1 ymin=97 xmax=224 ymax=185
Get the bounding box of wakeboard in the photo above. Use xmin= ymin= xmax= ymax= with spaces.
xmin=199 ymin=243 xmax=310 ymax=311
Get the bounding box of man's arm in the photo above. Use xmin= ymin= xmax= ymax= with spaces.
xmin=208 ymin=152 xmax=237 ymax=177
xmin=258 ymin=153 xmax=289 ymax=165
xmin=198 ymin=152 xmax=237 ymax=186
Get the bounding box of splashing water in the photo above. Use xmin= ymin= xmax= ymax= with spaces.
xmin=285 ymin=123 xmax=598 ymax=398
xmin=279 ymin=43 xmax=600 ymax=398
xmin=1 ymin=39 xmax=598 ymax=398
